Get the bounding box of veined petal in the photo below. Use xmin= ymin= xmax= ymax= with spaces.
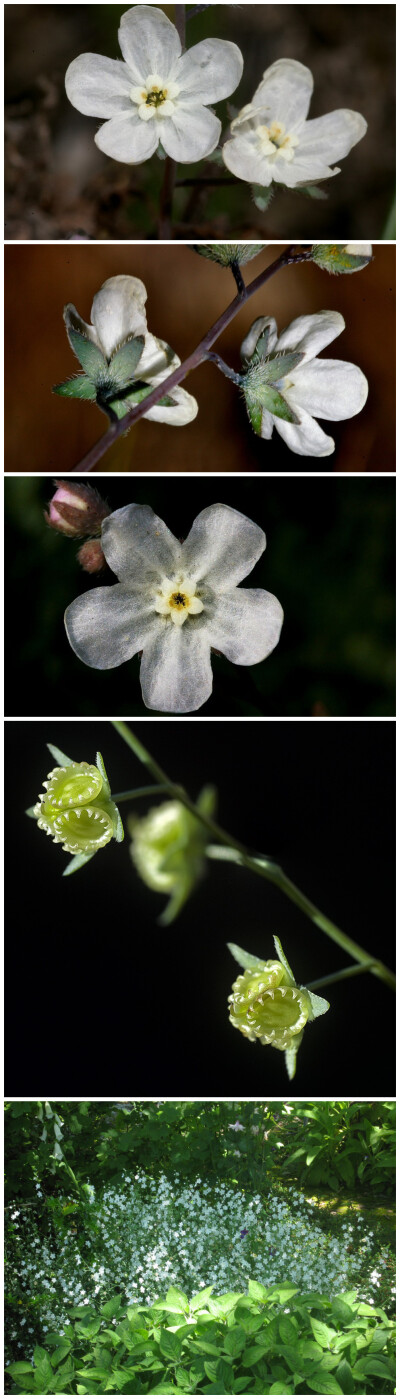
xmin=252 ymin=59 xmax=313 ymax=129
xmin=176 ymin=38 xmax=243 ymax=102
xmin=118 ymin=4 xmax=182 ymax=84
xmin=276 ymin=311 xmax=345 ymax=361
xmin=90 ymin=275 xmax=148 ymax=361
xmin=299 ymin=109 xmax=368 ymax=161
xmin=144 ymin=385 xmax=199 ymax=425
xmin=139 ymin=334 xmax=179 ymax=383
xmin=94 ymin=111 xmax=159 ymax=163
xmin=288 ymin=358 xmax=368 ymax=420
xmin=274 ymin=409 xmax=335 ymax=457
xmin=181 ymin=504 xmax=266 ymax=590
xmin=207 ymin=588 xmax=283 ymax=664
xmin=65 ymin=584 xmax=157 ymax=669
xmin=274 ymin=155 xmax=338 ymax=185
xmin=140 ymin=625 xmax=213 ymax=713
xmin=160 ymin=104 xmax=221 ymax=162
xmin=222 ymin=133 xmax=275 ymax=185
xmin=241 ymin=317 xmax=278 ymax=361
xmin=101 ymin=504 xmax=181 ymax=584
xmin=65 ymin=53 xmax=133 ymax=116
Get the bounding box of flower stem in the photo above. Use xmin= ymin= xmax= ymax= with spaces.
xmin=111 ymin=784 xmax=171 ymax=803
xmin=207 ymin=351 xmax=243 ymax=384
xmin=113 ymin=724 xmax=395 ymax=993
xmin=206 ymin=846 xmax=395 ymax=992
xmin=307 ymin=961 xmax=377 ymax=991
xmin=71 ymin=244 xmax=309 ymax=472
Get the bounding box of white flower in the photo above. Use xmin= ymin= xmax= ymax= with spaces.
xmin=64 ymin=503 xmax=283 ymax=714
xmin=222 ymin=58 xmax=367 ymax=188
xmin=65 ymin=4 xmax=243 ymax=165
xmin=241 ymin=310 xmax=368 ymax=457
xmin=58 ymin=274 xmax=197 ymax=426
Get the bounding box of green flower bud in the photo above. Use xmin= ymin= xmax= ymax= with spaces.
xmin=128 ymin=786 xmax=215 ymax=925
xmin=228 ymin=937 xmax=329 ymax=1080
xmin=192 ymin=243 xmax=266 ymax=267
xmin=32 ymin=751 xmax=123 ymax=857
xmin=311 ymin=243 xmax=373 ymax=274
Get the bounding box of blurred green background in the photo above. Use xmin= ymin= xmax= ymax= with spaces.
xmin=5 ymin=4 xmax=395 ymax=239
xmin=5 ymin=474 xmax=395 ymax=718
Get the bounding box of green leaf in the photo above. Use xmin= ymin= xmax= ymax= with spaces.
xmin=109 ymin=336 xmax=145 ymax=386
xmin=6 ymin=1363 xmax=35 ymax=1376
xmin=245 ymin=397 xmax=263 ymax=435
xmin=336 ymin=1360 xmax=355 ymax=1393
xmin=310 ymin=1319 xmax=337 ymax=1348
xmin=223 ymin=1326 xmax=247 ymax=1357
xmin=65 ymin=326 xmax=107 ymax=379
xmin=189 ymin=1285 xmax=215 ymax=1311
xmin=165 ymin=1286 xmax=188 ymax=1312
xmin=269 ymin=1385 xmax=294 ymax=1395
xmin=159 ymin=1329 xmax=182 ymax=1361
xmin=53 ymin=374 xmax=98 ymax=400
xmin=306 ymin=1374 xmax=343 ymax=1394
xmin=278 ymin=1315 xmax=298 ymax=1345
xmin=47 ymin=743 xmax=74 ymax=768
xmin=51 ymin=1342 xmax=72 ymax=1365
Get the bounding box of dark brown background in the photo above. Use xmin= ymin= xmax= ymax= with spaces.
xmin=4 ymin=242 xmax=395 ymax=474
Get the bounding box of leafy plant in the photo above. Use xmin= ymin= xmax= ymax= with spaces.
xmin=273 ymin=1103 xmax=396 ymax=1193
xmin=6 ymin=1282 xmax=395 ymax=1395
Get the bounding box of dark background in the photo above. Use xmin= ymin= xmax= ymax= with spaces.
xmin=5 ymin=719 xmax=395 ymax=1097
xmin=5 ymin=475 xmax=395 ymax=719
xmin=4 ymin=244 xmax=395 ymax=475
xmin=5 ymin=4 xmax=395 ymax=240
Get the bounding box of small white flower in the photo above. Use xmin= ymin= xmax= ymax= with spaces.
xmin=65 ymin=4 xmax=243 ymax=165
xmin=65 ymin=502 xmax=283 ymax=714
xmin=241 ymin=310 xmax=368 ymax=457
xmin=222 ymin=58 xmax=367 ymax=189
xmin=59 ymin=274 xmax=198 ymax=427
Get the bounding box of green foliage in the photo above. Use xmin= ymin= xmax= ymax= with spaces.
xmin=6 ymin=1283 xmax=395 ymax=1395
xmin=274 ymin=1103 xmax=396 ymax=1193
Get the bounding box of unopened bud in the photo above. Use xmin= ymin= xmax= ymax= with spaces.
xmin=311 ymin=243 xmax=373 ymax=274
xmin=77 ymin=540 xmax=107 ymax=573
xmin=45 ymin=480 xmax=110 ymax=537
xmin=193 ymin=243 xmax=266 ymax=267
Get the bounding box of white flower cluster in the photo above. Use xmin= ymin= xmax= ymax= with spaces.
xmin=6 ymin=1170 xmax=389 ymax=1362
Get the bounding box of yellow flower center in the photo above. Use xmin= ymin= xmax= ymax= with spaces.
xmin=130 ymin=73 xmax=180 ymax=122
xmin=154 ymin=574 xmax=204 ymax=628
xmin=257 ymin=120 xmax=299 ymax=162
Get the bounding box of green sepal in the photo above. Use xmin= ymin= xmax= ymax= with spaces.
xmin=273 ymin=935 xmax=296 ymax=984
xmin=261 ymin=351 xmax=305 ymax=383
xmin=246 ymin=326 xmax=275 ymax=364
xmin=245 ymin=398 xmax=263 ymax=435
xmin=47 ymin=744 xmax=75 ymax=768
xmin=252 ymin=183 xmax=275 ymax=213
xmin=95 ymin=751 xmax=110 ymax=797
xmin=304 ymin=989 xmax=330 ymax=1020
xmin=25 ymin=806 xmax=37 ymax=819
xmin=65 ymin=326 xmax=107 ymax=379
xmin=53 ymin=375 xmax=97 ymax=401
xmin=106 ymin=386 xmax=177 ymax=421
xmin=298 ymin=184 xmax=328 ymax=200
xmin=115 ymin=809 xmax=125 ymax=844
xmin=108 ymin=336 xmax=145 ymax=387
xmin=227 ymin=942 xmax=265 ymax=972
xmin=285 ymin=1032 xmax=304 ymax=1081
xmin=246 ymin=384 xmax=299 ymax=424
xmin=312 ymin=244 xmax=373 ymax=274
xmin=63 ymin=852 xmax=95 ymax=877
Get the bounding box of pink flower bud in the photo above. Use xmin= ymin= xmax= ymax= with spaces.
xmin=77 ymin=539 xmax=107 ymax=572
xmin=45 ymin=481 xmax=110 ymax=537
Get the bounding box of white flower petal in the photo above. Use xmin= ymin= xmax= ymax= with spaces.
xmin=207 ymin=589 xmax=283 ymax=664
xmin=161 ymin=104 xmax=221 ymax=162
xmin=176 ymin=38 xmax=243 ymax=103
xmin=65 ymin=53 xmax=133 ymax=117
xmin=94 ymin=112 xmax=159 ymax=164
xmin=276 ymin=311 xmax=345 ymax=361
xmin=252 ymin=59 xmax=313 ymax=129
xmin=260 ymin=409 xmax=274 ymax=440
xmin=222 ymin=133 xmax=275 ymax=185
xmin=181 ymin=504 xmax=266 ymax=590
xmin=144 ymin=385 xmax=198 ymax=425
xmin=136 ymin=333 xmax=175 ymax=382
xmin=288 ymin=358 xmax=368 ymax=420
xmin=274 ymin=410 xmax=335 ymax=457
xmin=140 ymin=625 xmax=213 ymax=713
xmin=274 ymin=155 xmax=338 ymax=185
xmin=118 ymin=5 xmax=182 ymax=84
xmin=90 ymin=275 xmax=148 ymax=360
xmin=241 ymin=317 xmax=278 ymax=361
xmin=64 ymin=585 xmax=156 ymax=669
xmin=101 ymin=505 xmax=180 ymax=584
xmin=299 ymin=109 xmax=368 ymax=161
xmin=344 ymin=242 xmax=372 ymax=256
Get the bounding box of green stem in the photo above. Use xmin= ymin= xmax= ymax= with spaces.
xmin=307 ymin=962 xmax=377 ymax=991
xmin=113 ymin=725 xmax=395 ymax=993
xmin=112 ymin=785 xmax=170 ymax=803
